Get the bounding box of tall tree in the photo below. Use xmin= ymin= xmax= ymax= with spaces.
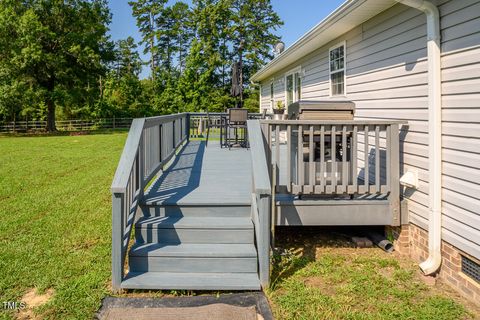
xmin=0 ymin=0 xmax=114 ymax=131
xmin=129 ymin=0 xmax=167 ymax=79
xmin=228 ymin=0 xmax=282 ymax=104
xmin=115 ymin=37 xmax=143 ymax=78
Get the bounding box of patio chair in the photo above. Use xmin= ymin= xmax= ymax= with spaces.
xmin=225 ymin=108 xmax=248 ymax=149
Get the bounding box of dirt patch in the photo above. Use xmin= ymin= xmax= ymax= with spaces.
xmin=379 ymin=266 xmax=395 ymax=279
xmin=16 ymin=288 xmax=54 ymax=320
xmin=304 ymin=276 xmax=336 ymax=296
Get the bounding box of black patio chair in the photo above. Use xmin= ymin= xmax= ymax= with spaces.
xmin=225 ymin=108 xmax=248 ymax=149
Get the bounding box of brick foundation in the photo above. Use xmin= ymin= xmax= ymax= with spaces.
xmin=387 ymin=223 xmax=480 ymax=305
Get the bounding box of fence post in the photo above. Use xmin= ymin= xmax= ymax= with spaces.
xmin=113 ymin=116 xmax=116 ymax=130
xmin=258 ymin=194 xmax=271 ymax=289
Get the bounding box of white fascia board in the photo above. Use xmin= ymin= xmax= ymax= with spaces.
xmin=251 ymin=0 xmax=397 ymax=83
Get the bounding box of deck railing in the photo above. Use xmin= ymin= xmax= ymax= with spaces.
xmin=260 ymin=120 xmax=402 ymax=196
xmin=188 ymin=112 xmax=266 ymax=138
xmin=110 ymin=113 xmax=189 ymax=291
xmin=247 ymin=120 xmax=272 ymax=289
xmin=257 ymin=119 xmax=404 ymax=225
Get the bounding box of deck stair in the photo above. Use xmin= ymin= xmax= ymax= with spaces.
xmin=120 ymin=141 xmax=261 ymax=290
xmin=121 ymin=203 xmax=260 ymax=290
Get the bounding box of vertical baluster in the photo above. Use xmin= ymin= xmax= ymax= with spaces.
xmin=171 ymin=121 xmax=173 ymax=151
xmin=135 ymin=153 xmax=139 ymax=194
xmin=342 ymin=125 xmax=347 ymax=193
xmin=159 ymin=124 xmax=163 ymax=163
xmin=352 ymin=125 xmax=358 ymax=194
xmin=375 ymin=125 xmax=380 ymax=193
xmin=286 ymin=125 xmax=292 ymax=193
xmin=364 ymin=125 xmax=369 ymax=194
xmin=297 ymin=125 xmax=304 ymax=193
xmin=275 ymin=125 xmax=280 ymax=193
xmin=319 ymin=125 xmax=325 ymax=193
xmin=309 ymin=125 xmax=315 ymax=193
xmin=386 ymin=124 xmax=391 ymax=193
xmin=331 ymin=125 xmax=336 ymax=194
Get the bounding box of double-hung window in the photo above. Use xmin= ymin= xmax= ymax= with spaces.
xmin=329 ymin=42 xmax=346 ymax=96
xmin=285 ymin=68 xmax=302 ymax=107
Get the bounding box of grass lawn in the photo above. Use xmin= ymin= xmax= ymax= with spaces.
xmin=267 ymin=227 xmax=478 ymax=320
xmin=0 ymin=132 xmax=126 ymax=319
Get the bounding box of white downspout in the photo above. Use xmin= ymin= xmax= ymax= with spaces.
xmin=394 ymin=0 xmax=442 ymax=275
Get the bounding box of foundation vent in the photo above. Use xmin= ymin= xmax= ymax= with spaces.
xmin=461 ymin=255 xmax=480 ymax=284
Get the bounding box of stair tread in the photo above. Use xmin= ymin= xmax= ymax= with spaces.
xmin=130 ymin=243 xmax=257 ymax=257
xmin=121 ymin=272 xmax=261 ymax=290
xmin=143 ymin=199 xmax=252 ymax=206
xmin=136 ymin=216 xmax=253 ymax=229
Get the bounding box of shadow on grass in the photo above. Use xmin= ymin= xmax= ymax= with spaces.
xmin=270 ymin=226 xmax=362 ymax=290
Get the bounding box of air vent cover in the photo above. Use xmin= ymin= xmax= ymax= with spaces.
xmin=461 ymin=255 xmax=480 ymax=284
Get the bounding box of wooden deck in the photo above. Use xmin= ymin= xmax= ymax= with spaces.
xmin=111 ymin=114 xmax=403 ymax=291
xmin=144 ymin=140 xmax=252 ymax=206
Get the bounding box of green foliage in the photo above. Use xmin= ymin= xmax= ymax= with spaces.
xmin=0 ymin=0 xmax=282 ymax=128
xmin=0 ymin=0 xmax=115 ymax=130
xmin=131 ymin=0 xmax=282 ymax=113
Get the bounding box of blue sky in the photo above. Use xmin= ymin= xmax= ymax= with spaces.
xmin=108 ymin=0 xmax=345 ymax=78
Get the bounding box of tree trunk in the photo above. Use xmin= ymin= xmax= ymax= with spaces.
xmin=46 ymin=97 xmax=56 ymax=132
xmin=46 ymin=77 xmax=56 ymax=132
xmin=150 ymin=12 xmax=156 ymax=80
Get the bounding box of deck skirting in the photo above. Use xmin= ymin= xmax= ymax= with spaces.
xmin=276 ymin=199 xmax=397 ymax=226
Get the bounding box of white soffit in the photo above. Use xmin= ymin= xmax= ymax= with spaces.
xmin=251 ymin=0 xmax=397 ymax=82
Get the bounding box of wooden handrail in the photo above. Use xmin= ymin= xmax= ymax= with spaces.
xmin=111 ymin=118 xmax=145 ymax=193
xmin=247 ymin=120 xmax=272 ymax=289
xmin=247 ymin=120 xmax=272 ymax=195
xmin=111 ymin=113 xmax=189 ymax=292
xmin=261 ymin=119 xmax=407 ymax=125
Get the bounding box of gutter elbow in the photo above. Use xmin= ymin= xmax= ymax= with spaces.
xmin=395 ymin=0 xmax=440 ymax=41
xmin=419 ymin=254 xmax=442 ymax=275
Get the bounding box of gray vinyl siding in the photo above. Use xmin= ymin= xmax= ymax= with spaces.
xmin=259 ymin=0 xmax=480 ymax=260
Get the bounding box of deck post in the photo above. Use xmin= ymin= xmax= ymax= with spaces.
xmin=388 ymin=124 xmax=401 ymax=226
xmin=186 ymin=113 xmax=191 ymax=141
xmin=112 ymin=192 xmax=124 ymax=292
xmin=258 ymin=194 xmax=271 ymax=288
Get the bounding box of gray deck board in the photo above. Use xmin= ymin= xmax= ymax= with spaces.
xmin=144 ymin=140 xmax=252 ymax=206
xmin=121 ymin=272 xmax=261 ymax=290
xmin=136 ymin=216 xmax=253 ymax=229
xmin=130 ymin=243 xmax=257 ymax=257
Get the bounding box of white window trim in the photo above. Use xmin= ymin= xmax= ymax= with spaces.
xmin=270 ymin=79 xmax=275 ymax=112
xmin=259 ymin=83 xmax=262 ymax=113
xmin=284 ymin=66 xmax=302 ymax=107
xmin=329 ymin=41 xmax=347 ymax=97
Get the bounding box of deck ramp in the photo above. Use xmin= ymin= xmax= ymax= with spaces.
xmin=121 ymin=141 xmax=260 ymax=290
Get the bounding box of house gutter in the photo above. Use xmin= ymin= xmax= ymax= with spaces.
xmin=394 ymin=0 xmax=442 ymax=275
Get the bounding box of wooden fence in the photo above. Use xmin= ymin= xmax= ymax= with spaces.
xmin=0 ymin=118 xmax=133 ymax=133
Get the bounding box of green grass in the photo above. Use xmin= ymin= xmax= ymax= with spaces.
xmin=267 ymin=228 xmax=473 ymax=320
xmin=0 ymin=133 xmax=127 ymax=319
xmin=0 ymin=135 xmax=475 ymax=319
